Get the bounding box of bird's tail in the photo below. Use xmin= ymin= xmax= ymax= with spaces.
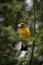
xmin=21 ymin=43 xmax=28 ymax=51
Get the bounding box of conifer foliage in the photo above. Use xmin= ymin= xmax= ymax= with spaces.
xmin=0 ymin=0 xmax=43 ymax=65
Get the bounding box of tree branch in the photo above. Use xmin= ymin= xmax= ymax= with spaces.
xmin=29 ymin=0 xmax=36 ymax=65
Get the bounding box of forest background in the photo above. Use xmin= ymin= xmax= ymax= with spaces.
xmin=0 ymin=0 xmax=43 ymax=65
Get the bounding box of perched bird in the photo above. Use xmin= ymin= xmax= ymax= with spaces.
xmin=18 ymin=23 xmax=30 ymax=51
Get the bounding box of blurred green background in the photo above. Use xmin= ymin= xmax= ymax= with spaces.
xmin=0 ymin=0 xmax=43 ymax=65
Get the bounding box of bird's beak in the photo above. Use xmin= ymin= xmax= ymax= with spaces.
xmin=17 ymin=24 xmax=21 ymax=27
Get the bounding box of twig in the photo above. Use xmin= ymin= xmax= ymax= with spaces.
xmin=29 ymin=0 xmax=36 ymax=65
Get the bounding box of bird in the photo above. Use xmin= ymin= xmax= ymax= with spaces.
xmin=17 ymin=23 xmax=30 ymax=51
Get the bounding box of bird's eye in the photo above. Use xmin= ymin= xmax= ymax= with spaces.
xmin=21 ymin=24 xmax=24 ymax=27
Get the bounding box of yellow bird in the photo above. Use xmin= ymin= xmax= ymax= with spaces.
xmin=18 ymin=23 xmax=30 ymax=50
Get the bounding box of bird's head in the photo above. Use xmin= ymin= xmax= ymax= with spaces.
xmin=17 ymin=23 xmax=27 ymax=28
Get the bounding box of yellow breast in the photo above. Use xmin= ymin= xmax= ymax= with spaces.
xmin=19 ymin=27 xmax=30 ymax=38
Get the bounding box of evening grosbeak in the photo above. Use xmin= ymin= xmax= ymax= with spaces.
xmin=18 ymin=23 xmax=30 ymax=50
